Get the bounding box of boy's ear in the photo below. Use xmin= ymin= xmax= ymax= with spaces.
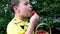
xmin=13 ymin=6 xmax=18 ymax=12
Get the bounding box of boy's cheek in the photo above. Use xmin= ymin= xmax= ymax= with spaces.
xmin=23 ymin=11 xmax=32 ymax=17
xmin=19 ymin=6 xmax=32 ymax=15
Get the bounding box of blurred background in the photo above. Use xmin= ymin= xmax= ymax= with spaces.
xmin=0 ymin=0 xmax=60 ymax=34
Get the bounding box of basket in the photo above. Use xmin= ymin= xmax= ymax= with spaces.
xmin=35 ymin=23 xmax=52 ymax=34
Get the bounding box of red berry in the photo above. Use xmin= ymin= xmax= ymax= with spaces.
xmin=32 ymin=11 xmax=36 ymax=15
xmin=37 ymin=30 xmax=46 ymax=34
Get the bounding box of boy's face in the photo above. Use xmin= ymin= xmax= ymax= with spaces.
xmin=17 ymin=0 xmax=32 ymax=17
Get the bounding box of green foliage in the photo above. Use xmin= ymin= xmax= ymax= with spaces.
xmin=0 ymin=0 xmax=60 ymax=34
xmin=30 ymin=0 xmax=60 ymax=27
xmin=0 ymin=0 xmax=13 ymax=34
xmin=30 ymin=0 xmax=60 ymax=33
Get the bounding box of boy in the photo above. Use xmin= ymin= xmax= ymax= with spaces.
xmin=7 ymin=0 xmax=39 ymax=34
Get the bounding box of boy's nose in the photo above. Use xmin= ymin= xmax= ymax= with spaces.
xmin=28 ymin=4 xmax=32 ymax=8
xmin=30 ymin=5 xmax=32 ymax=8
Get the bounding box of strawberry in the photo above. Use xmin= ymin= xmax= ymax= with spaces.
xmin=32 ymin=11 xmax=36 ymax=15
xmin=37 ymin=30 xmax=46 ymax=34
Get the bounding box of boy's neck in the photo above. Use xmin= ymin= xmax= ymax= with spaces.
xmin=15 ymin=13 xmax=25 ymax=21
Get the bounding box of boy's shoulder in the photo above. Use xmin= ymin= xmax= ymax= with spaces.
xmin=7 ymin=18 xmax=29 ymax=26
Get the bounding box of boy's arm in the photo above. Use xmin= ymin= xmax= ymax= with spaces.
xmin=25 ymin=13 xmax=39 ymax=34
xmin=25 ymin=22 xmax=34 ymax=34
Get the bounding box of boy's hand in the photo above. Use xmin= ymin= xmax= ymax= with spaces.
xmin=30 ymin=13 xmax=39 ymax=25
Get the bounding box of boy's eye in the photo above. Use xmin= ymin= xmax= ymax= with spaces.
xmin=25 ymin=3 xmax=28 ymax=5
xmin=24 ymin=2 xmax=30 ymax=6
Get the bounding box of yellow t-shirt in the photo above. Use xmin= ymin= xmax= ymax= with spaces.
xmin=7 ymin=18 xmax=31 ymax=34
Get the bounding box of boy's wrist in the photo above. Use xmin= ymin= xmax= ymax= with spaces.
xmin=30 ymin=22 xmax=35 ymax=26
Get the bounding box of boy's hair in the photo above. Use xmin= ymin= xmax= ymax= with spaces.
xmin=8 ymin=0 xmax=20 ymax=13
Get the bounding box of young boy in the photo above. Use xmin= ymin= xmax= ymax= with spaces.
xmin=7 ymin=0 xmax=39 ymax=34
